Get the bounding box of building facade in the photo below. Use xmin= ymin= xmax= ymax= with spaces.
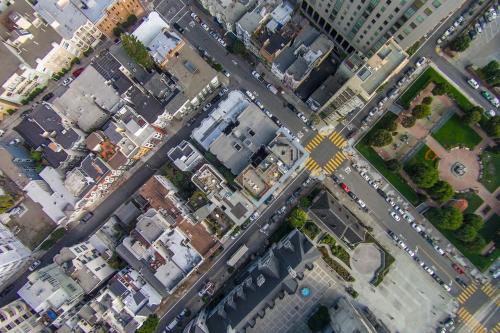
xmin=0 ymin=300 xmax=47 ymax=333
xmin=300 ymin=0 xmax=464 ymax=56
xmin=0 ymin=224 xmax=31 ymax=288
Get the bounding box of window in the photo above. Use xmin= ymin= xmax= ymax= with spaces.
xmin=416 ymin=15 xmax=425 ymax=23
xmin=410 ymin=22 xmax=417 ymax=29
xmin=424 ymin=7 xmax=433 ymax=16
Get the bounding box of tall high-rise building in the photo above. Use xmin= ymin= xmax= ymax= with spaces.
xmin=0 ymin=224 xmax=31 ymax=287
xmin=300 ymin=0 xmax=465 ymax=56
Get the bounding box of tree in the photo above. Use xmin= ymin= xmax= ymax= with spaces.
xmin=432 ymin=82 xmax=448 ymax=95
xmin=456 ymin=224 xmax=478 ymax=242
xmin=310 ymin=113 xmax=321 ymax=125
xmin=121 ymin=34 xmax=154 ymax=70
xmin=463 ymin=213 xmax=484 ymax=230
xmin=109 ymin=252 xmax=126 ymax=270
xmin=228 ymin=39 xmax=247 ymax=55
xmin=437 ymin=206 xmax=464 ymax=230
xmin=213 ymin=63 xmax=223 ymax=71
xmin=412 ymin=104 xmax=431 ymax=119
xmin=483 ymin=115 xmax=500 ymax=137
xmin=428 ymin=180 xmax=454 ymax=203
xmin=368 ymin=129 xmax=392 ymax=147
xmin=479 ymin=60 xmax=500 ymax=87
xmin=126 ymin=14 xmax=138 ymax=26
xmin=464 ymin=235 xmax=487 ymax=252
xmin=307 ymin=306 xmax=331 ymax=332
xmin=288 ymin=208 xmax=307 ymax=229
xmin=463 ymin=110 xmax=482 ymax=124
xmin=383 ymin=120 xmax=398 ymax=132
xmin=401 ymin=115 xmax=416 ymax=128
xmin=405 ymin=162 xmax=439 ymax=188
xmin=386 ymin=158 xmax=402 ymax=172
xmin=0 ymin=194 xmax=14 ymax=213
xmin=136 ymin=315 xmax=159 ymax=333
xmin=298 ymin=197 xmax=311 ymax=209
xmin=422 ymin=96 xmax=433 ymax=105
xmin=449 ymin=34 xmax=471 ymax=52
xmin=113 ymin=26 xmax=124 ymax=37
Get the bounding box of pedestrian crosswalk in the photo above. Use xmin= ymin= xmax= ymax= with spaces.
xmin=304 ymin=157 xmax=321 ymax=176
xmin=323 ymin=151 xmax=347 ymax=174
xmin=328 ymin=131 xmax=346 ymax=148
xmin=305 ymin=133 xmax=325 ymax=152
xmin=491 ymin=322 xmax=500 ymax=333
xmin=481 ymin=282 xmax=496 ymax=298
xmin=457 ymin=283 xmax=478 ymax=304
xmin=457 ymin=307 xmax=487 ymax=333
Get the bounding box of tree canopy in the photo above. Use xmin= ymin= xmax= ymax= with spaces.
xmin=386 ymin=158 xmax=402 ymax=172
xmin=456 ymin=224 xmax=478 ymax=243
xmin=428 ymin=206 xmax=463 ymax=230
xmin=428 ymin=180 xmax=454 ymax=203
xmin=368 ymin=129 xmax=393 ymax=147
xmin=412 ymin=104 xmax=432 ymax=119
xmin=463 ymin=213 xmax=484 ymax=230
xmin=288 ymin=208 xmax=307 ymax=229
xmin=136 ymin=315 xmax=159 ymax=333
xmin=0 ymin=194 xmax=14 ymax=213
xmin=449 ymin=34 xmax=471 ymax=52
xmin=401 ymin=115 xmax=416 ymax=128
xmin=307 ymin=306 xmax=331 ymax=332
xmin=406 ymin=162 xmax=439 ymax=188
xmin=422 ymin=96 xmax=433 ymax=105
xmin=432 ymin=82 xmax=449 ymax=95
xmin=479 ymin=60 xmax=500 ymax=87
xmin=483 ymin=115 xmax=500 ymax=137
xmin=464 ymin=109 xmax=482 ymax=124
xmin=121 ymin=34 xmax=154 ymax=70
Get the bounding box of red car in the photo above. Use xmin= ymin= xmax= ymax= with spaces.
xmin=452 ymin=263 xmax=465 ymax=275
xmin=72 ymin=67 xmax=85 ymax=78
xmin=340 ymin=183 xmax=350 ymax=192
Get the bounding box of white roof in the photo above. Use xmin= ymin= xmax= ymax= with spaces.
xmin=132 ymin=11 xmax=169 ymax=45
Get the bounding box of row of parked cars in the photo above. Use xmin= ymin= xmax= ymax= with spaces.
xmin=469 ymin=5 xmax=498 ymax=38
xmin=190 ymin=12 xmax=227 ymax=47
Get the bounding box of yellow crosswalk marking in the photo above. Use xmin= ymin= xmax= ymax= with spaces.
xmin=457 ymin=307 xmax=486 ymax=332
xmin=481 ymin=283 xmax=496 ymax=297
xmin=305 ymin=134 xmax=325 ymax=152
xmin=311 ymin=166 xmax=322 ymax=176
xmin=329 ymin=131 xmax=340 ymax=141
xmin=491 ymin=322 xmax=500 ymax=333
xmin=458 ymin=284 xmax=478 ymax=304
xmin=333 ymin=135 xmax=345 ymax=147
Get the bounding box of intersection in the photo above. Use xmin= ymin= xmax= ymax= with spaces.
xmin=304 ymin=130 xmax=348 ymax=176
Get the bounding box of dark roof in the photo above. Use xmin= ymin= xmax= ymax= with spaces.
xmin=103 ymin=122 xmax=123 ymax=145
xmin=205 ymin=230 xmax=320 ymax=333
xmin=91 ymin=53 xmax=134 ymax=94
xmin=108 ymin=279 xmax=128 ymax=297
xmin=79 ymin=154 xmax=109 ymax=181
xmin=30 ymin=104 xmax=80 ymax=149
xmin=309 ymin=191 xmax=366 ymax=245
xmin=124 ymin=85 xmax=165 ymax=124
xmin=109 ymin=45 xmax=154 ymax=85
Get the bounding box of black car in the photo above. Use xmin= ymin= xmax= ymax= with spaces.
xmin=42 ymin=92 xmax=54 ymax=101
xmin=81 ymin=212 xmax=93 ymax=223
xmin=348 ymin=192 xmax=358 ymax=201
xmin=331 ymin=174 xmax=341 ymax=184
xmin=455 ymin=277 xmax=468 ymax=288
xmin=173 ymin=22 xmax=184 ymax=33
xmin=377 ymin=188 xmax=387 ymax=198
xmin=286 ymin=103 xmax=297 ymax=113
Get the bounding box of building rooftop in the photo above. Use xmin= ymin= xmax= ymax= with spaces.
xmin=209 ymin=103 xmax=278 ymax=175
xmin=309 ymin=191 xmax=366 ymax=245
xmin=34 ymin=0 xmax=89 ymax=39
xmin=204 ymin=229 xmax=320 ymax=333
xmin=307 ymin=75 xmax=345 ymax=111
xmin=53 ymin=66 xmax=121 ymax=132
xmin=168 ymin=140 xmax=204 ymax=172
xmin=71 ymin=0 xmax=114 ymax=23
xmin=91 ymin=52 xmax=135 ymax=95
xmin=131 ymin=11 xmax=168 ymax=45
xmin=64 ymin=154 xmax=110 ymax=197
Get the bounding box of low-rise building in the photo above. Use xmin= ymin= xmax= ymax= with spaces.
xmin=236 ymin=2 xmax=278 ymax=55
xmin=23 ymin=167 xmax=77 ymax=225
xmin=52 ymin=66 xmax=122 ymax=133
xmin=0 ymin=299 xmax=47 ymax=333
xmin=321 ymin=39 xmax=408 ymax=124
xmin=14 ymin=103 xmax=86 ymax=171
xmin=186 ymin=229 xmax=320 ymax=333
xmin=18 ymin=263 xmax=84 ymax=328
xmin=54 ymin=241 xmax=116 ymax=294
xmin=168 ymin=140 xmax=204 ymax=172
xmin=0 ymin=223 xmax=31 ymax=288
xmin=199 ymin=0 xmax=257 ymax=32
xmin=92 ymin=267 xmax=162 ymax=333
xmin=272 ymin=25 xmax=334 ymax=90
xmin=116 ymin=208 xmax=202 ymax=296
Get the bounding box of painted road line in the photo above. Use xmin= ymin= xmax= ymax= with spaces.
xmin=457 ymin=283 xmax=478 ymax=304
xmin=491 ymin=322 xmax=500 ymax=333
xmin=305 ymin=158 xmax=319 ymax=171
xmin=457 ymin=308 xmax=486 ymax=332
xmin=305 ymin=134 xmax=324 ymax=151
xmin=328 ymin=131 xmax=341 ymax=142
xmin=481 ymin=283 xmax=496 ymax=297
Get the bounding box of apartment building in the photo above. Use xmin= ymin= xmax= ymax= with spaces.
xmin=199 ymin=0 xmax=257 ymax=32
xmin=0 ymin=300 xmax=47 ymax=333
xmin=35 ymin=0 xmax=103 ymax=57
xmin=76 ymin=0 xmax=145 ymax=37
xmin=0 ymin=142 xmax=40 ymax=188
xmin=0 ymin=224 xmax=31 ymax=288
xmin=300 ymin=0 xmax=465 ymax=56
xmin=18 ymin=263 xmax=84 ymax=328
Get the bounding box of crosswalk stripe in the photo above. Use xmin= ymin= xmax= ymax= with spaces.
xmin=481 ymin=283 xmax=496 ymax=297
xmin=324 ymin=164 xmax=334 ymax=174
xmin=311 ymin=166 xmax=321 ymax=176
xmin=458 ymin=294 xmax=468 ymax=304
xmin=305 ymin=158 xmax=315 ymax=169
xmin=329 ymin=131 xmax=340 ymax=141
xmin=333 ymin=135 xmax=345 ymax=146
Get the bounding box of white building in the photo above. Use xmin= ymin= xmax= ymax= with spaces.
xmin=17 ymin=263 xmax=84 ymax=328
xmin=0 ymin=299 xmax=47 ymax=333
xmin=0 ymin=224 xmax=31 ymax=288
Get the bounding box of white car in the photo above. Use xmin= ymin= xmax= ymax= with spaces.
xmin=434 ymin=245 xmax=445 ymax=256
xmin=0 ymin=130 xmax=4 ymax=137
xmin=386 ymin=197 xmax=396 ymax=206
xmin=416 ymin=57 xmax=426 ymax=67
xmin=467 ymin=78 xmax=480 ymax=89
xmin=297 ymin=112 xmax=308 ymax=123
xmin=29 ymin=260 xmax=41 ymax=271
xmin=201 ymin=23 xmax=209 ymax=31
xmin=255 ymin=100 xmax=265 ymax=110
xmin=62 ymin=77 xmax=73 ymax=86
xmin=264 ymin=109 xmax=272 ymax=118
xmin=250 ymin=212 xmax=260 ymax=222
xmin=202 ymin=103 xmax=212 ymax=111
xmin=442 ymin=284 xmax=451 ymax=292
xmin=406 ymin=249 xmax=416 ymax=257
xmin=390 ymin=211 xmax=401 ymax=221
xmin=403 ymin=213 xmax=414 ymax=222
xmin=190 ymin=12 xmax=198 ymax=20
xmin=245 ymin=90 xmax=255 ymax=100
xmin=425 ymin=267 xmax=434 ymax=275
xmin=251 ymin=70 xmax=261 ymax=80
xmin=357 ymin=199 xmax=366 ymax=208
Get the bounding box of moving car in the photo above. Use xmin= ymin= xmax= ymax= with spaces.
xmin=467 ymin=78 xmax=479 ymax=89
xmin=297 ymin=112 xmax=308 ymax=123
xmin=455 ymin=277 xmax=468 ymax=288
xmin=434 ymin=245 xmax=446 ymax=256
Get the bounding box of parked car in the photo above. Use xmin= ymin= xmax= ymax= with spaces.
xmin=331 ymin=174 xmax=341 ymax=184
xmin=348 ymin=192 xmax=358 ymax=201
xmin=469 ymin=29 xmax=478 ymax=40
xmin=340 ymin=183 xmax=350 ymax=192
xmin=29 ymin=260 xmax=41 ymax=272
xmin=72 ymin=67 xmax=85 ymax=78
xmin=377 ymin=188 xmax=388 ymax=198
xmin=266 ymin=83 xmax=278 ymax=94
xmin=368 ymin=107 xmax=378 ymax=116
xmin=62 ymin=77 xmax=73 ymax=86
xmin=245 ymin=90 xmax=256 ymax=100
xmin=42 ymin=92 xmax=54 ymax=101
xmin=357 ymin=199 xmax=366 ymax=208
xmin=452 ymin=263 xmax=465 ymax=275
xmin=201 ymin=22 xmax=209 ymax=31
xmin=255 ymin=100 xmax=264 ymax=110
xmin=173 ymin=22 xmax=184 ymax=33
xmin=251 ymin=70 xmax=261 ymax=80
xmin=297 ymin=112 xmax=308 ymax=123
xmin=434 ymin=245 xmax=446 ymax=256
xmin=203 ymin=103 xmax=212 ymax=111
xmin=81 ymin=212 xmax=93 ymax=223
xmin=390 ymin=211 xmax=401 ymax=221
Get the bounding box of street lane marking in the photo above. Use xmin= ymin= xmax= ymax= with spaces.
xmin=457 ymin=307 xmax=487 ymax=332
xmin=481 ymin=282 xmax=496 ymax=298
xmin=304 ymin=158 xmax=319 ymax=172
xmin=491 ymin=322 xmax=500 ymax=333
xmin=457 ymin=283 xmax=478 ymax=304
xmin=305 ymin=134 xmax=325 ymax=152
xmin=323 ymin=152 xmax=346 ymax=175
xmin=329 ymin=131 xmax=346 ymax=147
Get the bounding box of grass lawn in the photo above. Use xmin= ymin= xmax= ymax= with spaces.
xmin=398 ymin=67 xmax=475 ymax=111
xmin=356 ymin=113 xmax=421 ymax=206
xmin=432 ymin=114 xmax=482 ymax=149
xmin=407 ymin=144 xmax=439 ymax=168
xmin=426 ymin=212 xmax=498 ymax=271
xmin=453 ymin=192 xmax=484 ymax=214
xmin=480 ymin=150 xmax=500 ymax=193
